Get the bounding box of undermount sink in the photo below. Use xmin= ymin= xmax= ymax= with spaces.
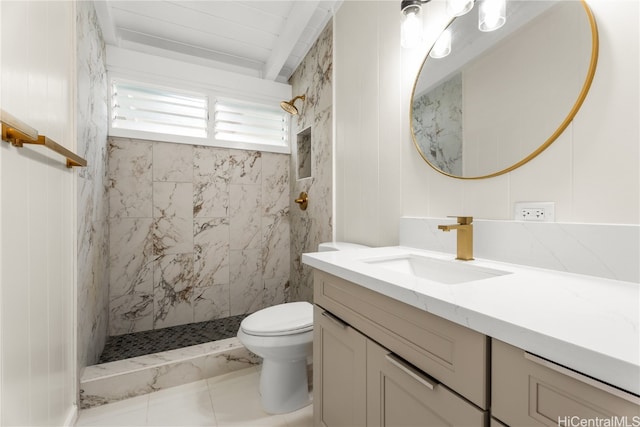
xmin=362 ymin=254 xmax=512 ymax=284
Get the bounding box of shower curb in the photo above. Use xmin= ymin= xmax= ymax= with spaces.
xmin=79 ymin=337 xmax=261 ymax=409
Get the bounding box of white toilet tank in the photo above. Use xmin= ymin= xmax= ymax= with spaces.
xmin=318 ymin=241 xmax=369 ymax=252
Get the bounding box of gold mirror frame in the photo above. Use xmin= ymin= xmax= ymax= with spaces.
xmin=410 ymin=0 xmax=599 ymax=180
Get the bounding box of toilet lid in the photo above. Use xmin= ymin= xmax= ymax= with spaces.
xmin=241 ymin=302 xmax=313 ymax=336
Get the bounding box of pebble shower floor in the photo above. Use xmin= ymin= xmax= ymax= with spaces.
xmin=99 ymin=314 xmax=248 ymax=363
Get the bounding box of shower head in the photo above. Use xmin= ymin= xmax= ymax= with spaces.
xmin=280 ymin=100 xmax=298 ymax=115
xmin=280 ymin=94 xmax=306 ymax=115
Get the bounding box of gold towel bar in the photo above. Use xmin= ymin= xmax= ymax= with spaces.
xmin=1 ymin=109 xmax=87 ymax=168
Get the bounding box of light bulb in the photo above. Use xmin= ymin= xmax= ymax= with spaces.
xmin=446 ymin=0 xmax=474 ymax=17
xmin=429 ymin=29 xmax=451 ymax=59
xmin=479 ymin=0 xmax=506 ymax=32
xmin=401 ymin=5 xmax=423 ymax=49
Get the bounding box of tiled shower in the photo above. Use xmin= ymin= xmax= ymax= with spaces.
xmin=77 ymin=0 xmax=335 ymax=371
xmin=107 ymin=139 xmax=291 ymax=335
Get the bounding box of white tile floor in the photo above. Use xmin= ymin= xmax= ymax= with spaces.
xmin=75 ymin=367 xmax=313 ymax=427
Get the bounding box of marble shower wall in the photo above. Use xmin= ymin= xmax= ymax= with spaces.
xmin=108 ymin=138 xmax=290 ymax=335
xmin=412 ymin=73 xmax=463 ymax=175
xmin=289 ymin=21 xmax=334 ymax=302
xmin=77 ymin=2 xmax=110 ymax=368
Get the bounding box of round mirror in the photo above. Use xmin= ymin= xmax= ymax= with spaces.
xmin=410 ymin=0 xmax=598 ymax=179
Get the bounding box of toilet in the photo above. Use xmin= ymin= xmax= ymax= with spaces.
xmin=237 ymin=241 xmax=369 ymax=414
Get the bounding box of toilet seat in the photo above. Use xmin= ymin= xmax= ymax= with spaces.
xmin=240 ymin=302 xmax=313 ymax=337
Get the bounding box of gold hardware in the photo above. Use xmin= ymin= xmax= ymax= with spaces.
xmin=294 ymin=192 xmax=308 ymax=210
xmin=1 ymin=109 xmax=87 ymax=168
xmin=438 ymin=216 xmax=474 ymax=261
xmin=280 ymin=94 xmax=306 ymax=115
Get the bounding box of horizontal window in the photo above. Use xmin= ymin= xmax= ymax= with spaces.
xmin=108 ymin=78 xmax=291 ymax=154
xmin=214 ymin=99 xmax=288 ymax=149
xmin=111 ymin=80 xmax=208 ymax=138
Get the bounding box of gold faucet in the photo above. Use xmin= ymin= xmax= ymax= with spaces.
xmin=438 ymin=216 xmax=474 ymax=261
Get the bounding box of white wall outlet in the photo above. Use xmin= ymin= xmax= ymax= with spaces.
xmin=514 ymin=202 xmax=555 ymax=222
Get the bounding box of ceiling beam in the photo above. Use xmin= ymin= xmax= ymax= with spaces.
xmin=92 ymin=0 xmax=119 ymax=46
xmin=262 ymin=0 xmax=320 ymax=81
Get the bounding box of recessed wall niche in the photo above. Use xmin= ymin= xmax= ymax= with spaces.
xmin=297 ymin=127 xmax=312 ymax=180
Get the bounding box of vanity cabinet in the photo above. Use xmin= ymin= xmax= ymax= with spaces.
xmin=313 ymin=270 xmax=489 ymax=426
xmin=313 ymin=305 xmax=367 ymax=427
xmin=492 ymin=339 xmax=640 ymax=426
xmin=312 ymin=270 xmax=639 ymax=426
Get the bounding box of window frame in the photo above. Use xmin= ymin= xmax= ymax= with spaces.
xmin=108 ymin=75 xmax=291 ymax=154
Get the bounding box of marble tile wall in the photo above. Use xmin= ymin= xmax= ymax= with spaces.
xmin=289 ymin=21 xmax=334 ymax=302
xmin=412 ymin=73 xmax=463 ymax=175
xmin=77 ymin=1 xmax=110 ymax=368
xmin=108 ymin=138 xmax=290 ymax=335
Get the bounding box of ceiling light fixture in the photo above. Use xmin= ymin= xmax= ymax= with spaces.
xmin=479 ymin=0 xmax=506 ymax=32
xmin=401 ymin=0 xmax=431 ymax=49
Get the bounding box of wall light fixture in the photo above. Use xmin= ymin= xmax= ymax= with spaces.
xmin=479 ymin=0 xmax=506 ymax=32
xmin=401 ymin=0 xmax=431 ymax=49
xmin=429 ymin=29 xmax=452 ymax=59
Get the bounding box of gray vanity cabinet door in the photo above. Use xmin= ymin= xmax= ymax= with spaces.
xmin=492 ymin=339 xmax=640 ymax=426
xmin=366 ymin=340 xmax=487 ymax=427
xmin=313 ymin=305 xmax=367 ymax=427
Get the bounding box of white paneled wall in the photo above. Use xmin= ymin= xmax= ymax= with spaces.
xmin=334 ymin=0 xmax=402 ymax=247
xmin=0 ymin=1 xmax=77 ymax=425
xmin=335 ymin=0 xmax=639 ymax=246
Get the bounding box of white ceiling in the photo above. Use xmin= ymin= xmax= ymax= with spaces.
xmin=94 ymin=1 xmax=342 ymax=83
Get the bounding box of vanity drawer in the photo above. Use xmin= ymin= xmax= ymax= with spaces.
xmin=367 ymin=339 xmax=488 ymax=426
xmin=313 ymin=270 xmax=489 ymax=409
xmin=492 ymin=339 xmax=640 ymax=426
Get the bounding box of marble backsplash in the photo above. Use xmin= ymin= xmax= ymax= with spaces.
xmin=289 ymin=20 xmax=334 ymax=303
xmin=400 ymin=217 xmax=640 ymax=283
xmin=108 ymin=137 xmax=290 ymax=335
xmin=77 ymin=1 xmax=110 ymax=368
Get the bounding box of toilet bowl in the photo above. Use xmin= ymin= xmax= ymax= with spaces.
xmin=237 ymin=241 xmax=369 ymax=414
xmin=237 ymin=302 xmax=313 ymax=414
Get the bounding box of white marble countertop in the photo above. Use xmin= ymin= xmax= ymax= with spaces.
xmin=302 ymin=246 xmax=640 ymax=395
